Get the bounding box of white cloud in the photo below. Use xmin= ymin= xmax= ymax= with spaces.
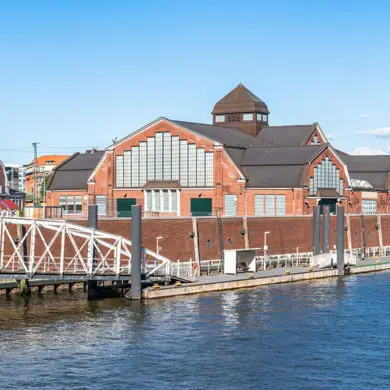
xmin=350 ymin=146 xmax=390 ymax=155
xmin=357 ymin=127 xmax=390 ymax=138
xmin=360 ymin=113 xmax=373 ymax=119
xmin=326 ymin=133 xmax=336 ymax=140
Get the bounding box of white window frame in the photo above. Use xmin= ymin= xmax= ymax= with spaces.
xmin=362 ymin=200 xmax=376 ymax=215
xmin=144 ymin=190 xmax=180 ymax=216
xmin=96 ymin=195 xmax=107 ymax=216
xmin=215 ymin=115 xmax=225 ymax=123
xmin=243 ymin=113 xmax=253 ymax=121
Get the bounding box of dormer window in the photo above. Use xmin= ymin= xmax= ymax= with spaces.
xmin=243 ymin=113 xmax=253 ymax=121
xmin=215 ymin=115 xmax=225 ymax=123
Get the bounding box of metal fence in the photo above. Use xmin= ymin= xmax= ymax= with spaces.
xmin=151 ymin=245 xmax=390 ymax=280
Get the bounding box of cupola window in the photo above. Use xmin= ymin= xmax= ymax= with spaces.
xmin=243 ymin=113 xmax=253 ymax=121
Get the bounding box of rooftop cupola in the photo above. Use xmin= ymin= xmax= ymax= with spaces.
xmin=211 ymin=83 xmax=269 ymax=136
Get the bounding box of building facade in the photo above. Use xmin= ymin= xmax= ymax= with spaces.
xmin=46 ymin=84 xmax=390 ymax=218
xmin=25 ymin=155 xmax=69 ymax=205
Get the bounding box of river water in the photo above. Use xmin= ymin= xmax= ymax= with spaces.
xmin=1 ymin=273 xmax=390 ymax=389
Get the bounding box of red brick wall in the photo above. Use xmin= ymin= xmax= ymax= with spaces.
xmin=2 ymin=215 xmax=390 ymax=267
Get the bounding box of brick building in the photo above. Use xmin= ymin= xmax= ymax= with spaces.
xmin=46 ymin=83 xmax=390 ymax=218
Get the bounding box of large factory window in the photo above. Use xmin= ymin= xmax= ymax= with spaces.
xmin=116 ymin=132 xmax=214 ymax=188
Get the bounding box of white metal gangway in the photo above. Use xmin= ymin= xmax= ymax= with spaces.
xmin=0 ymin=217 xmax=171 ymax=280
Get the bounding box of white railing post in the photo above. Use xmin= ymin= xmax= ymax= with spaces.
xmin=0 ymin=217 xmax=4 ymax=270
xmin=87 ymin=229 xmax=94 ymax=276
xmin=60 ymin=223 xmax=66 ymax=277
xmin=116 ymin=237 xmax=121 ymax=277
xmin=177 ymin=260 xmax=180 ymax=277
xmin=29 ymin=220 xmax=36 ymax=277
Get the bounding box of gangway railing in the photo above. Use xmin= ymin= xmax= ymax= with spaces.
xmin=0 ymin=217 xmax=171 ymax=280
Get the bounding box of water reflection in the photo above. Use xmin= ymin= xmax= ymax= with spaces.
xmin=1 ymin=274 xmax=390 ymax=389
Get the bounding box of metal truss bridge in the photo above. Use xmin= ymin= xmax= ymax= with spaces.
xmin=0 ymin=217 xmax=171 ymax=280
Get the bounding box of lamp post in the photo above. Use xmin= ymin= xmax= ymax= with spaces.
xmin=264 ymin=231 xmax=270 ymax=270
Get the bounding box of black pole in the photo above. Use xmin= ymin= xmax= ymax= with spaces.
xmin=87 ymin=205 xmax=98 ymax=299
xmin=312 ymin=205 xmax=320 ymax=256
xmin=131 ymin=205 xmax=142 ymax=300
xmin=337 ymin=206 xmax=345 ymax=275
xmin=322 ymin=205 xmax=330 ymax=253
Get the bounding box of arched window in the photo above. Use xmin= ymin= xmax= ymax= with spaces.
xmin=309 ymin=157 xmax=343 ymax=195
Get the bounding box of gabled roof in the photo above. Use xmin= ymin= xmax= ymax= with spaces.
xmin=257 ymin=123 xmax=318 ymax=146
xmin=28 ymin=155 xmax=69 ymax=167
xmin=212 ymin=83 xmax=269 ymax=115
xmin=170 ymin=119 xmax=272 ymax=148
xmin=241 ymin=145 xmax=326 ymax=166
xmin=47 ymin=152 xmax=104 ymax=191
xmin=106 ymin=117 xmax=273 ymax=151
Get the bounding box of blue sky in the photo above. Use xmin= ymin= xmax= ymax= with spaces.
xmin=1 ymin=0 xmax=390 ymax=164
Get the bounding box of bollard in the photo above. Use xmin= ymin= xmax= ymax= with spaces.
xmin=131 ymin=205 xmax=142 ymax=300
xmin=322 ymin=205 xmax=330 ymax=253
xmin=87 ymin=205 xmax=99 ymax=299
xmin=312 ymin=206 xmax=320 ymax=256
xmin=337 ymin=206 xmax=345 ymax=275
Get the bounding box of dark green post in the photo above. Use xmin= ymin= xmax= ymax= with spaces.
xmin=312 ymin=205 xmax=320 ymax=256
xmin=131 ymin=205 xmax=142 ymax=300
xmin=337 ymin=206 xmax=345 ymax=275
xmin=322 ymin=205 xmax=330 ymax=253
xmin=87 ymin=205 xmax=98 ymax=299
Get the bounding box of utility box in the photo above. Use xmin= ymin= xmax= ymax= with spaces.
xmin=224 ymin=249 xmax=257 ymax=274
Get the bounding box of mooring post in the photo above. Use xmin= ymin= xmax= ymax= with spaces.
xmin=322 ymin=205 xmax=330 ymax=253
xmin=87 ymin=205 xmax=99 ymax=299
xmin=312 ymin=205 xmax=320 ymax=256
xmin=131 ymin=205 xmax=142 ymax=300
xmin=337 ymin=205 xmax=345 ymax=275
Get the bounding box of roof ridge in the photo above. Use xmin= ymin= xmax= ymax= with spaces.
xmin=262 ymin=123 xmax=314 ymax=128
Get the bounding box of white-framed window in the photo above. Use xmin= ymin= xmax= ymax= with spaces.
xmin=254 ymin=194 xmax=264 ymax=216
xmin=144 ymin=190 xmax=179 ymax=213
xmin=224 ymin=194 xmax=237 ymax=216
xmin=310 ymin=157 xmax=344 ymax=196
xmin=205 ymin=152 xmax=214 ymax=187
xmin=265 ymin=195 xmax=275 ymax=216
xmin=116 ymin=156 xmax=124 ymax=187
xmin=115 ymin=131 xmax=214 ymax=188
xmin=59 ymin=195 xmax=83 ymax=215
xmin=131 ymin=147 xmax=139 ymax=187
xmin=262 ymin=114 xmax=268 ymax=122
xmin=256 ymin=113 xmax=262 ymax=121
xmin=188 ymin=144 xmax=197 ymax=186
xmin=96 ymin=195 xmax=107 ymax=216
xmin=362 ymin=200 xmax=376 ymax=215
xmin=196 ymin=148 xmax=205 ymax=186
xmin=276 ymin=195 xmax=286 ymax=216
xmin=215 ymin=115 xmax=225 ymax=123
xmin=139 ymin=142 xmax=147 ymax=186
xmin=163 ymin=133 xmax=171 ymax=180
xmin=123 ymin=151 xmax=131 ymax=187
xmin=243 ymin=113 xmax=253 ymax=121
xmin=171 ymin=136 xmax=180 ymax=180
xmin=180 ymin=140 xmax=188 ymax=186
xmin=155 ymin=133 xmax=163 ymax=180
xmin=147 ymin=137 xmax=155 ymax=181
